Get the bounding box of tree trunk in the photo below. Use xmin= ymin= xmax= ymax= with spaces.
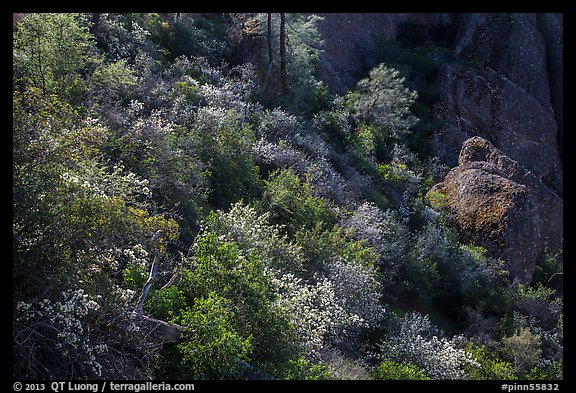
xmin=133 ymin=229 xmax=164 ymax=318
xmin=279 ymin=13 xmax=288 ymax=94
xmin=263 ymin=13 xmax=274 ymax=90
xmin=132 ymin=256 xmax=159 ymax=318
xmin=90 ymin=13 xmax=100 ymax=36
xmin=267 ymin=13 xmax=273 ymax=68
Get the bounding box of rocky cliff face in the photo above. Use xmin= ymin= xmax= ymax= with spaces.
xmin=434 ymin=64 xmax=562 ymax=196
xmin=429 ymin=137 xmax=563 ymax=284
xmin=314 ymin=13 xmax=563 ymax=283
xmin=434 ymin=13 xmax=563 ymax=196
xmin=316 ymin=13 xmax=562 ymax=190
xmin=316 ymin=13 xmax=452 ymax=94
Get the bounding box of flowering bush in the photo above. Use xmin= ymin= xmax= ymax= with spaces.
xmin=202 ymin=202 xmax=305 ymax=272
xmin=15 ymin=290 xmax=106 ymax=378
xmin=342 ymin=201 xmax=410 ymax=282
xmin=270 ymin=272 xmax=348 ymax=357
xmin=377 ymin=312 xmax=480 ymax=379
xmin=272 ymin=226 xmax=385 ymax=358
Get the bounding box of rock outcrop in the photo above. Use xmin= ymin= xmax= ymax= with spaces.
xmin=429 ymin=137 xmax=562 ymax=284
xmin=433 ymin=13 xmax=563 ymax=196
xmin=316 ymin=13 xmax=452 ymax=94
xmin=434 ymin=64 xmax=562 ymax=196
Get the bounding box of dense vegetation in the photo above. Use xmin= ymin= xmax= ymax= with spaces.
xmin=13 ymin=13 xmax=563 ymax=380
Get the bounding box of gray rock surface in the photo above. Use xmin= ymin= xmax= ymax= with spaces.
xmin=434 ymin=64 xmax=562 ymax=195
xmin=429 ymin=137 xmax=562 ymax=284
xmin=434 ymin=13 xmax=563 ymax=196
xmin=316 ymin=13 xmax=451 ymax=94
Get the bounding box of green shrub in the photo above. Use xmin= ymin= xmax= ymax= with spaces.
xmin=348 ymin=63 xmax=418 ymax=144
xmin=156 ymin=232 xmax=306 ymax=377
xmin=172 ymin=293 xmax=252 ymax=379
xmin=502 ymin=328 xmax=543 ymax=374
xmin=192 ymin=107 xmax=261 ymax=207
xmin=464 ymin=343 xmax=517 ymax=380
xmin=13 ymin=13 xmax=96 ymax=101
xmin=261 ymin=168 xmax=337 ymax=235
xmin=372 ymin=359 xmax=430 ymax=380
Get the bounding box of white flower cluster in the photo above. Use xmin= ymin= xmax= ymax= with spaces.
xmin=166 ymin=79 xmax=201 ymax=126
xmin=343 ymin=201 xmax=410 ymax=272
xmin=415 ymin=223 xmax=453 ymax=264
xmin=132 ymin=108 xmax=175 ymax=138
xmin=112 ymin=285 xmax=137 ymax=306
xmin=208 ymin=202 xmax=305 ymax=272
xmin=188 ymin=56 xmax=225 ymax=84
xmin=194 ymin=106 xmax=237 ymax=134
xmin=378 ymin=312 xmax=480 ymax=379
xmin=270 ymin=263 xmax=383 ymax=360
xmin=60 ymin=162 xmax=152 ymax=206
xmin=203 ymin=202 xmax=384 ymax=359
xmin=324 ymin=257 xmax=385 ymax=330
xmin=269 ymin=271 xmax=348 ymax=358
xmin=122 ymin=243 xmax=150 ymax=270
xmin=292 ymin=131 xmax=331 ymax=159
xmin=16 ymin=289 xmax=105 ymax=377
xmin=256 ymin=108 xmax=305 ymax=140
xmin=200 ymin=83 xmax=254 ymax=121
xmin=253 ymin=138 xmax=308 ymax=168
xmin=167 ymin=59 xmax=259 ymax=123
xmin=253 ymin=107 xmax=368 ymax=207
xmin=107 ymin=164 xmax=152 ymax=200
xmin=304 ymin=158 xmax=353 ymax=205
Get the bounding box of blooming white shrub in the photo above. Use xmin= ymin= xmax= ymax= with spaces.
xmin=269 ymin=271 xmax=349 ymax=358
xmin=343 ymin=202 xmax=410 ymax=276
xmin=270 ymin=265 xmax=384 ymax=360
xmin=15 ymin=289 xmax=105 ymax=377
xmin=304 ymin=158 xmax=353 ymax=205
xmin=253 ymin=138 xmax=309 ymax=168
xmin=201 ymin=202 xmax=384 ymax=359
xmin=323 ymin=257 xmax=385 ymax=331
xmin=415 ymin=222 xmax=455 ymax=264
xmin=200 ymin=83 xmax=253 ymax=121
xmin=377 ymin=312 xmax=480 ymax=379
xmin=204 ymin=202 xmax=305 ymax=272
xmin=61 ymin=161 xmax=152 ymax=208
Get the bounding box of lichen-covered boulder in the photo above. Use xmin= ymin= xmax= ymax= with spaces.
xmin=429 ymin=137 xmax=562 ymax=283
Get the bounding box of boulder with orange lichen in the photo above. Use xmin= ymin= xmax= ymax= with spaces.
xmin=429 ymin=136 xmax=562 ymax=284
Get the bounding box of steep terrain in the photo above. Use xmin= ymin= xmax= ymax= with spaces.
xmin=315 ymin=12 xmax=563 ymax=283
xmin=316 ymin=13 xmax=453 ymax=94
xmin=429 ymin=137 xmax=563 ymax=284
xmin=12 ymin=12 xmax=564 ymax=380
xmin=436 ymin=13 xmax=563 ymax=196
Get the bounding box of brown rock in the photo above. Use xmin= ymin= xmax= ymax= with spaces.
xmin=430 ymin=137 xmax=562 ymax=284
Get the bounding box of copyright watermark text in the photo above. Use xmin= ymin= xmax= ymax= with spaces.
xmin=12 ymin=382 xmax=195 ymax=393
